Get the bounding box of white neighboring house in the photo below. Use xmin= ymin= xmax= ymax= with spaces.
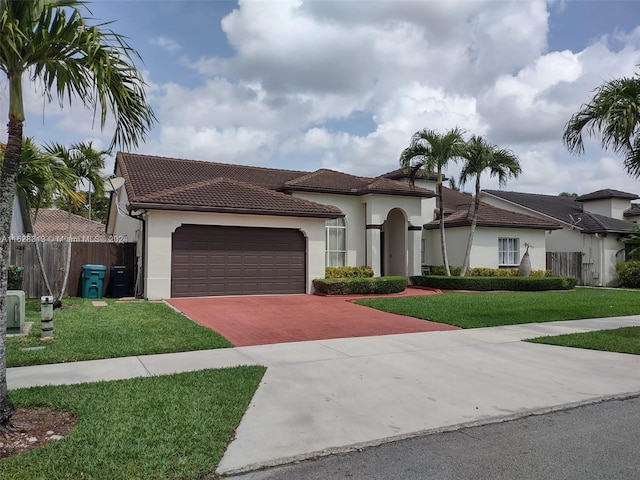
xmin=10 ymin=192 xmax=32 ymax=237
xmin=482 ymin=189 xmax=639 ymax=286
xmin=107 ymin=153 xmax=436 ymax=300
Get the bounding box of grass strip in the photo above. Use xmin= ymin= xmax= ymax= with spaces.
xmin=355 ymin=288 xmax=640 ymax=328
xmin=527 ymin=326 xmax=640 ymax=355
xmin=8 ymin=298 xmax=232 ymax=367
xmin=2 ymin=366 xmax=265 ymax=480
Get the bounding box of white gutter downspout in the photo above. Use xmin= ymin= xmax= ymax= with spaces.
xmin=595 ymin=233 xmax=605 ymax=287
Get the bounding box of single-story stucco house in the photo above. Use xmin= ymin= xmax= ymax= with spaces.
xmin=107 ymin=153 xmax=437 ymax=300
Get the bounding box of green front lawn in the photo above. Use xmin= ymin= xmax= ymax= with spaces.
xmin=3 ymin=366 xmax=265 ymax=480
xmin=528 ymin=326 xmax=640 ymax=355
xmin=7 ymin=298 xmax=232 ymax=367
xmin=356 ymin=288 xmax=640 ymax=328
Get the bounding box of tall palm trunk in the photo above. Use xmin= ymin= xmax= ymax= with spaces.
xmin=460 ymin=176 xmax=482 ymax=277
xmin=437 ymin=173 xmax=451 ymax=276
xmin=0 ymin=117 xmax=22 ymax=426
xmin=30 ymin=209 xmax=54 ymax=297
xmin=56 ymin=205 xmax=73 ymax=305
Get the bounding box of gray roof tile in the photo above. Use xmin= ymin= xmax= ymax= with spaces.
xmin=576 ymin=189 xmax=639 ymax=201
xmin=484 ymin=190 xmax=636 ymax=234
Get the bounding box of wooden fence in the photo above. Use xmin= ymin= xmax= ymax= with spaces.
xmin=546 ymin=251 xmax=583 ymax=285
xmin=9 ymin=241 xmax=137 ymax=298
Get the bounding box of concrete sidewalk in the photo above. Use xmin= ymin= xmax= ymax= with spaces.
xmin=7 ymin=316 xmax=640 ymax=475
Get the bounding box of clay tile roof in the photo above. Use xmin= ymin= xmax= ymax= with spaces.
xmin=363 ymin=177 xmax=435 ymax=197
xmin=283 ymin=168 xmax=369 ymax=192
xmin=424 ymin=202 xmax=562 ymax=230
xmin=576 ymin=189 xmax=639 ymax=201
xmin=117 ymin=153 xmax=434 ymax=217
xmin=381 ymin=168 xmax=440 ymax=181
xmin=118 ymin=152 xmax=306 ymax=201
xmin=133 ymin=177 xmax=343 ymax=218
xmin=440 ymin=187 xmax=473 ymax=214
xmin=32 ymin=209 xmax=107 ymax=239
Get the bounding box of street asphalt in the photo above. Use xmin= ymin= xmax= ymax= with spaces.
xmin=7 ymin=316 xmax=640 ymax=476
xmin=227 ymin=395 xmax=640 ymax=480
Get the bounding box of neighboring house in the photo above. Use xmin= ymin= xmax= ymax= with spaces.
xmin=383 ymin=170 xmax=561 ymax=272
xmin=32 ymin=208 xmax=108 ymax=241
xmin=11 ymin=192 xmax=33 ymax=236
xmin=482 ymin=189 xmax=639 ymax=286
xmin=107 ymin=153 xmax=436 ymax=300
xmin=423 ymin=188 xmax=561 ymax=271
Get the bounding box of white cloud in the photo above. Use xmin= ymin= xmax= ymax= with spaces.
xmin=3 ymin=0 xmax=640 ymax=198
xmin=151 ymin=36 xmax=181 ymax=52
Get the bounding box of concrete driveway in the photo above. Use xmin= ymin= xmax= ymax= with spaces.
xmin=167 ymin=288 xmax=458 ymax=346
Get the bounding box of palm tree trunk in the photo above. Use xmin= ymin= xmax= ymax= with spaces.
xmin=0 ymin=117 xmax=22 ymax=427
xmin=35 ymin=240 xmax=53 ymax=297
xmin=437 ymin=179 xmax=451 ymax=276
xmin=460 ymin=176 xmax=481 ymax=277
xmin=56 ymin=206 xmax=73 ymax=305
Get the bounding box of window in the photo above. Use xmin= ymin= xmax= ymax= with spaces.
xmin=421 ymin=238 xmax=427 ymax=265
xmin=326 ymin=218 xmax=346 ymax=267
xmin=498 ymin=238 xmax=519 ymax=266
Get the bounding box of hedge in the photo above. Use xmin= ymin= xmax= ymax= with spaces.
xmin=410 ymin=275 xmax=577 ymax=291
xmin=325 ymin=266 xmax=374 ymax=279
xmin=616 ymin=260 xmax=640 ymax=288
xmin=313 ymin=276 xmax=407 ymax=295
xmin=426 ymin=266 xmax=551 ymax=277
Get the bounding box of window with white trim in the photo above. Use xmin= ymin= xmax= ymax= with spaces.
xmin=498 ymin=238 xmax=519 ymax=266
xmin=326 ymin=217 xmax=346 ymax=267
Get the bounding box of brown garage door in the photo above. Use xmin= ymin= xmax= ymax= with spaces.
xmin=171 ymin=225 xmax=306 ymax=297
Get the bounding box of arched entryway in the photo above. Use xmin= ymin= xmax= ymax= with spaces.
xmin=382 ymin=208 xmax=407 ymax=276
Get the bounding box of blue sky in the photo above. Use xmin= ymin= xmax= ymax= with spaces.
xmin=2 ymin=0 xmax=640 ymax=195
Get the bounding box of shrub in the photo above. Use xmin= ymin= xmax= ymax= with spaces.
xmin=325 ymin=266 xmax=374 ymax=279
xmin=313 ymin=276 xmax=407 ymax=295
xmin=616 ymin=260 xmax=640 ymax=288
xmin=410 ymin=275 xmax=576 ymax=291
xmin=425 ymin=266 xmax=550 ymax=277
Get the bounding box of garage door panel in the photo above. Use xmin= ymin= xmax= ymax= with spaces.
xmin=171 ymin=225 xmax=306 ymax=297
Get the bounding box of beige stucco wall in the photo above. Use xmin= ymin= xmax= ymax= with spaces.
xmin=294 ymin=191 xmax=433 ymax=277
xmin=423 ymin=226 xmax=548 ymax=271
xmin=107 ymin=186 xmax=140 ymax=241
xmin=293 ymin=192 xmax=365 ymax=266
xmin=582 ymin=198 xmax=631 ymax=220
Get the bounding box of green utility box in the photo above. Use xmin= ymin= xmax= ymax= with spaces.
xmin=6 ymin=290 xmax=25 ymax=333
xmin=81 ymin=264 xmax=107 ymax=299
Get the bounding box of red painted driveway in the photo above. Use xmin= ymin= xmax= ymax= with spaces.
xmin=167 ymin=288 xmax=459 ymax=346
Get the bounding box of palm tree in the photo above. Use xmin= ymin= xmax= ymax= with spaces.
xmin=458 ymin=136 xmax=521 ymax=276
xmin=399 ymin=128 xmax=466 ymax=276
xmin=563 ymin=73 xmax=640 ymax=177
xmin=0 ymin=0 xmax=155 ymax=428
xmin=44 ymin=142 xmax=107 ymax=304
xmin=6 ymin=139 xmax=82 ymax=297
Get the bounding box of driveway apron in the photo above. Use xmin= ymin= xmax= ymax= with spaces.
xmin=166 ymin=289 xmax=458 ymax=346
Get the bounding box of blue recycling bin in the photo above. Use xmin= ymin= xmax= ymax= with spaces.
xmin=81 ymin=264 xmax=107 ymax=299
